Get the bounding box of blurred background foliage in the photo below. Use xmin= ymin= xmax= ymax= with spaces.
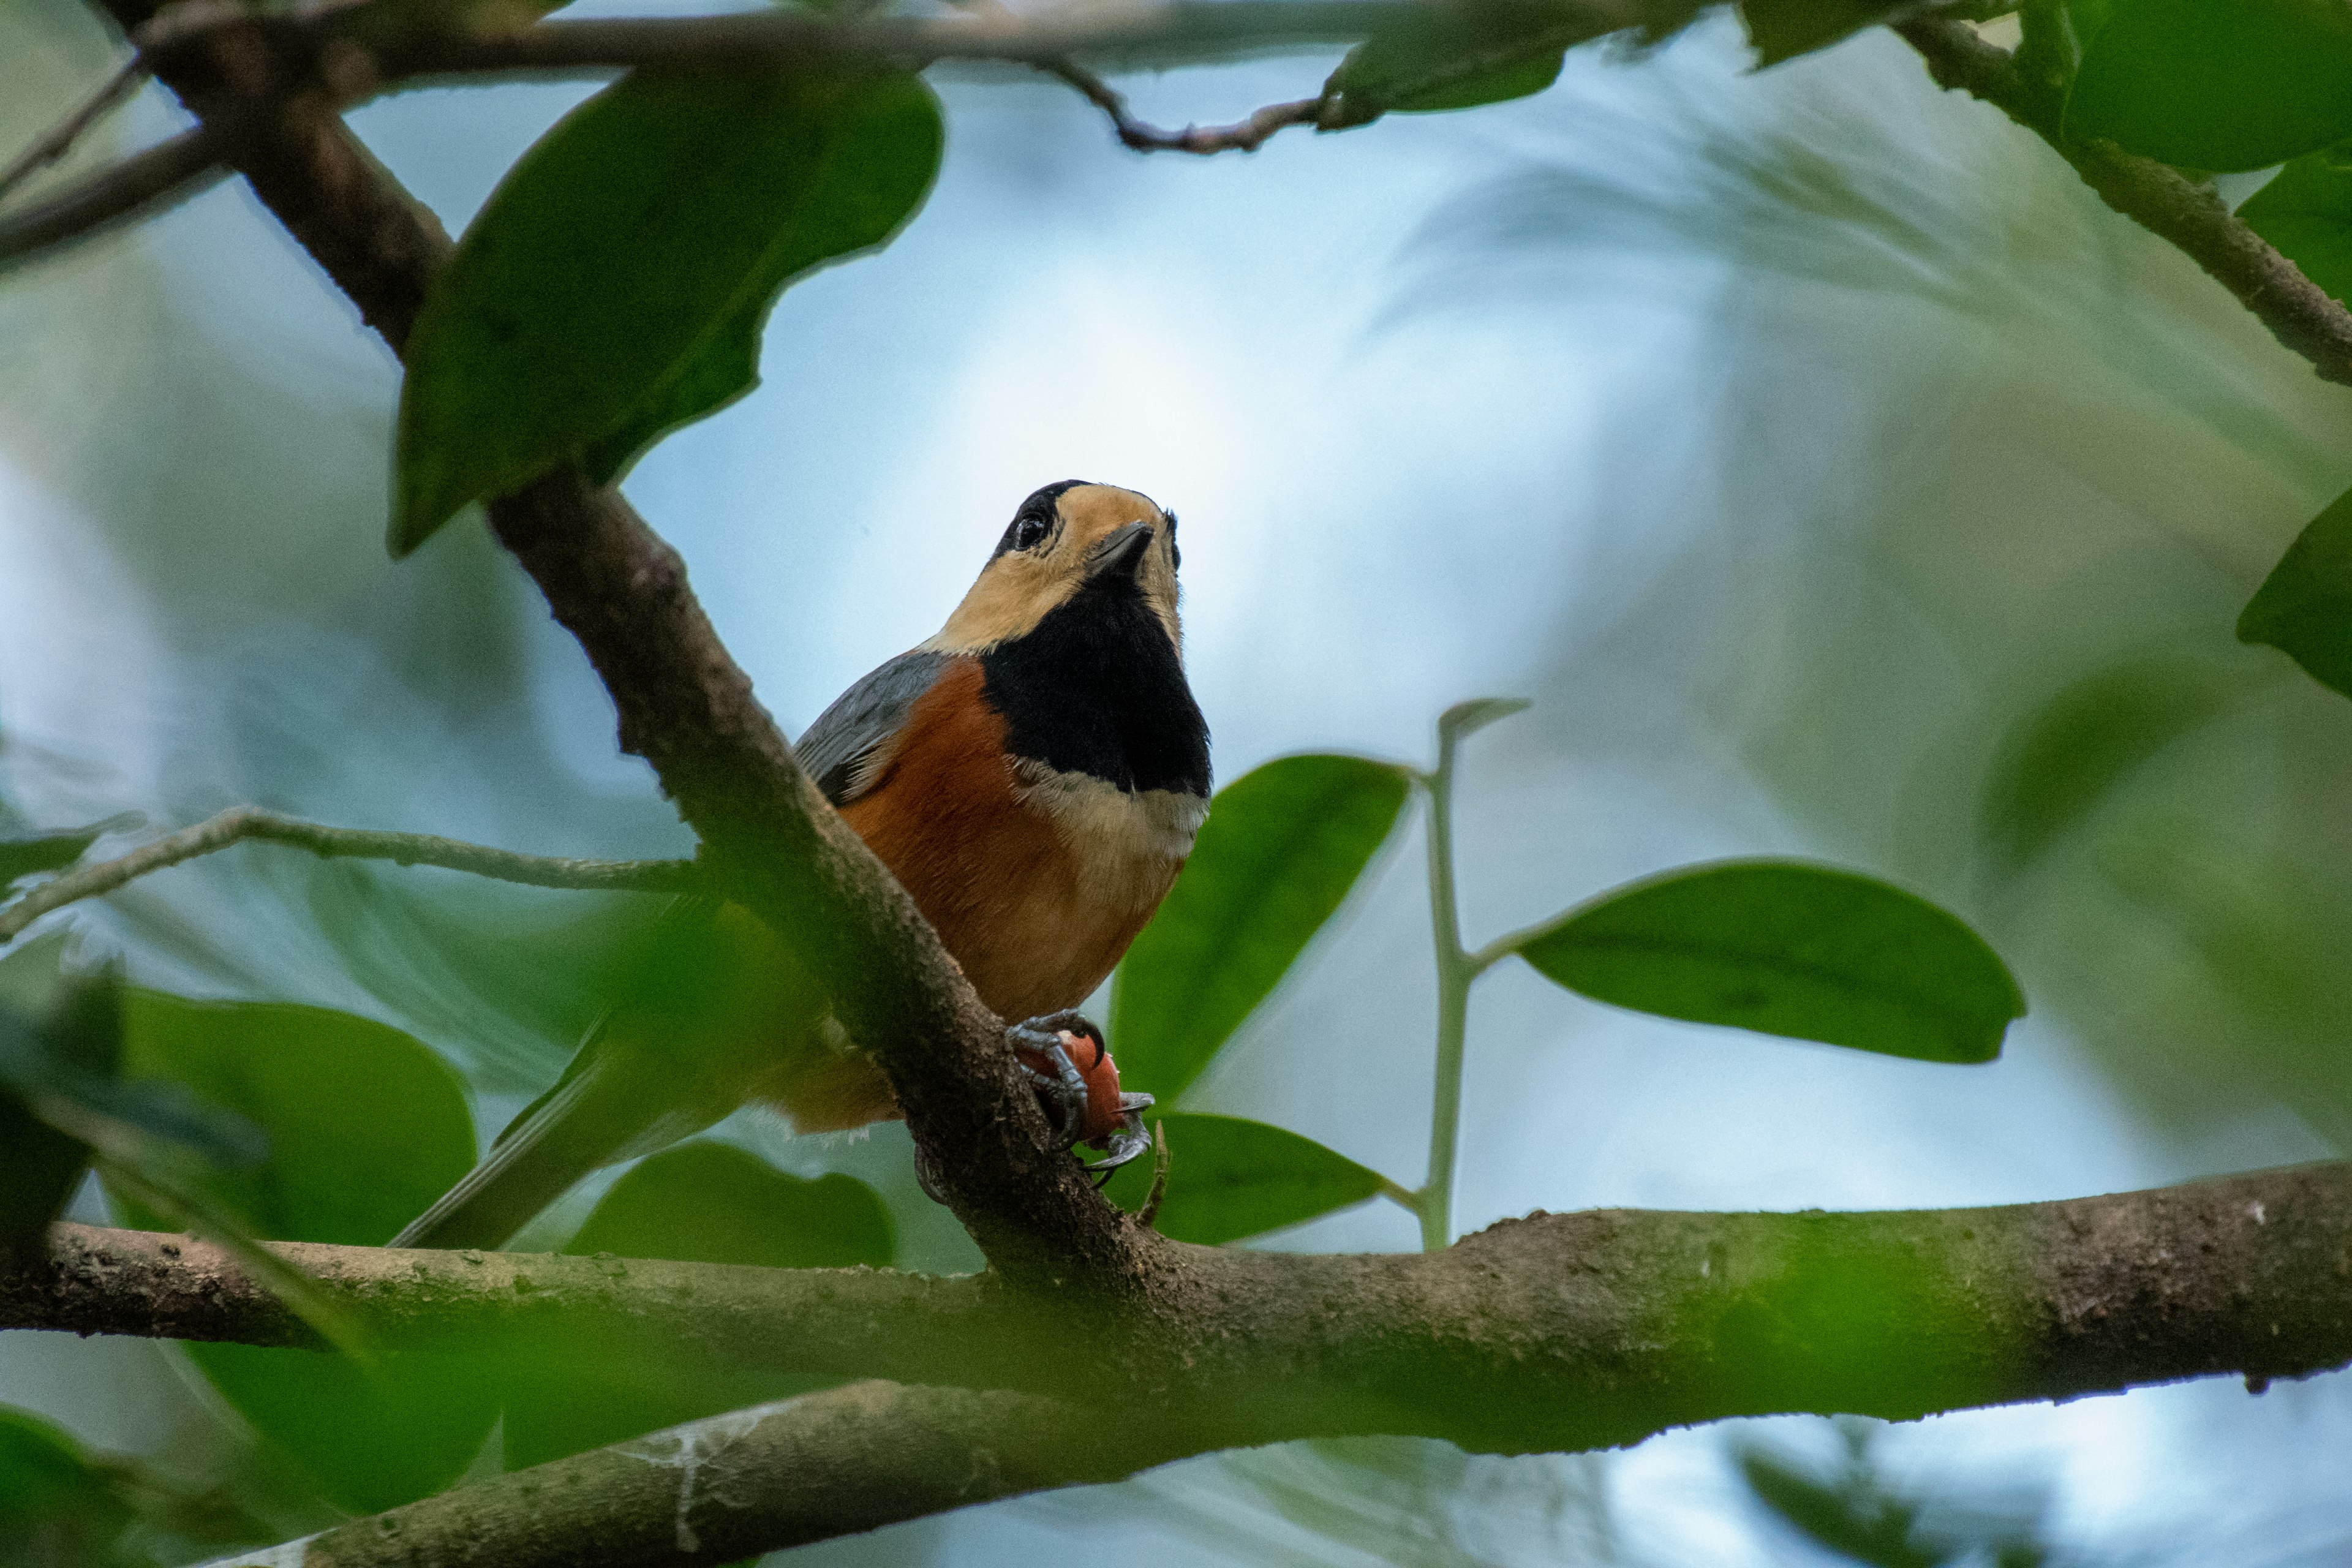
xmin=6 ymin=0 xmax=2352 ymax=1560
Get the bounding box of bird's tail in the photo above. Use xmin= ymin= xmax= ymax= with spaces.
xmin=390 ymin=898 xmax=829 ymax=1252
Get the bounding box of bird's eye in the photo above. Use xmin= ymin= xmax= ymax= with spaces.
xmin=1011 ymin=515 xmax=1050 ymax=551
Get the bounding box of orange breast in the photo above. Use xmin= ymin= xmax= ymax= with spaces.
xmin=839 ymin=658 xmax=1168 ymax=1022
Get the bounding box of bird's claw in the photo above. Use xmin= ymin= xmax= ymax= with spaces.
xmin=1008 ymin=1012 xmax=1155 ymax=1185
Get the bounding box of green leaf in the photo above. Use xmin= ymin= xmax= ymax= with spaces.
xmin=1512 ymin=860 xmax=2024 ymax=1063
xmin=2064 ymin=0 xmax=2352 ymax=172
xmin=1737 ymin=0 xmax=1909 ymax=67
xmin=2239 ymin=483 xmax=2352 ymax=699
xmin=106 ymin=993 xmax=492 ymax=1514
xmin=1977 ymin=660 xmax=2232 ymax=873
xmin=1101 ymin=1112 xmax=1391 ymax=1245
xmin=503 ymin=1142 xmax=891 ymax=1469
xmin=1325 ymin=9 xmax=1570 ymax=125
xmin=393 ymin=66 xmax=944 ymax=554
xmin=2241 ymin=142 xmax=2352 ymax=306
xmin=0 ymin=826 xmax=100 ymax=888
xmin=0 ymin=1405 xmax=135 ymax=1563
xmin=1111 ymin=755 xmax=1412 ymax=1101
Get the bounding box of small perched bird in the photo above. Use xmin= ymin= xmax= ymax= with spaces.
xmin=393 ymin=482 xmax=1210 ymax=1251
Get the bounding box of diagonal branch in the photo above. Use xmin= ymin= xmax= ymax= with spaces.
xmin=0 ymin=126 xmax=225 ymax=270
xmin=1895 ymin=17 xmax=2352 ymax=386
xmin=0 ymin=807 xmax=702 ymax=946
xmin=91 ymin=0 xmax=1147 ymax=1286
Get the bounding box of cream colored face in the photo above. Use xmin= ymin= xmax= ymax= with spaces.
xmin=925 ymin=484 xmax=1182 ymax=654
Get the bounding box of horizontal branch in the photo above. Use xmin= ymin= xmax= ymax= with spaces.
xmin=0 ymin=126 xmax=224 ymax=271
xmin=20 ymin=1163 xmax=2352 ymax=1469
xmin=1896 ymin=17 xmax=2352 ymax=386
xmin=208 ymin=1382 xmax=1133 ymax=1568
xmin=0 ymin=807 xmax=701 ymax=944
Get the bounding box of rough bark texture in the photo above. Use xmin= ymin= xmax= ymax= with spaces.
xmin=281 ymin=1383 xmax=1123 ymax=1568
xmin=17 ymin=1163 xmax=2352 ymax=1466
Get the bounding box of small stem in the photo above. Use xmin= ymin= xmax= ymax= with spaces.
xmin=0 ymin=807 xmax=702 ymax=944
xmin=1415 ymin=699 xmax=1529 ymax=1251
xmin=1419 ymin=731 xmax=1471 ymax=1251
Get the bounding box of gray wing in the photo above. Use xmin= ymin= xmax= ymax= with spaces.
xmin=792 ymin=650 xmax=951 ymax=805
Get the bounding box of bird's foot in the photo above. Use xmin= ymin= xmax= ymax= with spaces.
xmin=1009 ymin=1012 xmax=1155 ymax=1187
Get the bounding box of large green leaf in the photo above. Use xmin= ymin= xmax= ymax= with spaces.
xmin=2064 ymin=0 xmax=2352 ymax=172
xmin=1100 ymin=1112 xmax=1392 ymax=1245
xmin=1737 ymin=0 xmax=1910 ymax=66
xmin=0 ymin=1405 xmax=135 ymax=1566
xmin=503 ymin=1141 xmax=891 ymax=1469
xmin=393 ymin=66 xmax=943 ymax=554
xmin=1511 ymin=861 xmax=2023 ymax=1063
xmin=2241 ymin=142 xmax=2352 ymax=305
xmin=1111 ymin=755 xmax=1411 ymax=1101
xmin=105 ymin=993 xmax=491 ymax=1514
xmin=2239 ymin=483 xmax=2352 ymax=700
xmin=1325 ymin=22 xmax=1567 ymax=123
xmin=1977 ymin=659 xmax=2232 ymax=873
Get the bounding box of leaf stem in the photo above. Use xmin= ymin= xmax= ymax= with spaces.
xmin=1415 ymin=698 xmax=1528 ymax=1251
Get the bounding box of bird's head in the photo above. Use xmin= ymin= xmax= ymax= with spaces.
xmin=925 ymin=481 xmax=1181 ymax=655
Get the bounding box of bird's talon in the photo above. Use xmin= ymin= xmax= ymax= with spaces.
xmin=1077 ymin=1091 xmax=1155 ymax=1186
xmin=1008 ymin=1012 xmax=1106 ymax=1153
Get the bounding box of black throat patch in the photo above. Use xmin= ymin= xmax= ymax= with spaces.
xmin=978 ymin=571 xmax=1211 ymax=797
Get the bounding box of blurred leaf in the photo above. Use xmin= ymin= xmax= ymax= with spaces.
xmin=503 ymin=1142 xmax=889 ymax=1468
xmin=2239 ymin=483 xmax=2352 ymax=698
xmin=1325 ymin=8 xmax=1571 ymax=124
xmin=0 ymin=1405 xmax=136 ymax=1568
xmin=0 ymin=826 xmax=99 ymax=889
xmin=568 ymin=1140 xmax=891 ymax=1270
xmin=1737 ymin=1422 xmax=2056 ymax=1568
xmin=1441 ymin=695 xmax=1532 ymax=734
xmin=0 ymin=948 xmax=262 ymax=1261
xmin=393 ymin=66 xmax=943 ymax=554
xmin=2239 ymin=141 xmax=2352 ymax=305
xmin=2064 ymin=0 xmax=2352 ymax=171
xmin=1738 ymin=0 xmax=1909 ymax=66
xmin=1112 ymin=755 xmax=1412 ymax=1101
xmin=1978 ymin=659 xmax=2233 ymax=872
xmin=1512 ymin=861 xmax=2024 ymax=1063
xmin=105 ymin=993 xmax=491 ymax=1514
xmin=1101 ymin=1112 xmax=1391 ymax=1245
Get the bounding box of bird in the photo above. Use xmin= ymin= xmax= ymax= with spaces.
xmin=391 ymin=481 xmax=1210 ymax=1251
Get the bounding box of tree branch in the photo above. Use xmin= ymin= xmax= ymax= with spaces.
xmin=0 ymin=807 xmax=702 ymax=945
xmin=1895 ymin=17 xmax=2352 ymax=386
xmin=1036 ymin=60 xmax=1330 ymax=155
xmin=0 ymin=57 xmax=151 ymax=202
xmin=0 ymin=127 xmax=224 ymax=271
xmin=205 ymin=1382 xmax=1129 ymax=1568
xmin=18 ymin=1163 xmax=2352 ymax=1462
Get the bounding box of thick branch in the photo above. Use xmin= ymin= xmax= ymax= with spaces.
xmin=18 ymin=1164 xmax=2352 ymax=1466
xmin=1897 ymin=17 xmax=2352 ymax=386
xmin=217 ymin=1382 xmax=1129 ymax=1568
xmin=0 ymin=807 xmax=701 ymax=943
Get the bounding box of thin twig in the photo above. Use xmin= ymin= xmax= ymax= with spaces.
xmin=1036 ymin=60 xmax=1327 ymax=154
xmin=0 ymin=59 xmax=153 ymax=203
xmin=0 ymin=807 xmax=701 ymax=943
xmin=0 ymin=127 xmax=225 ymax=271
xmin=1895 ymin=17 xmax=2352 ymax=386
xmin=1136 ymin=1120 xmax=1170 ymax=1228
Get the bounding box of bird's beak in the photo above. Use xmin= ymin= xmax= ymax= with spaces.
xmin=1085 ymin=520 xmax=1155 ymax=581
